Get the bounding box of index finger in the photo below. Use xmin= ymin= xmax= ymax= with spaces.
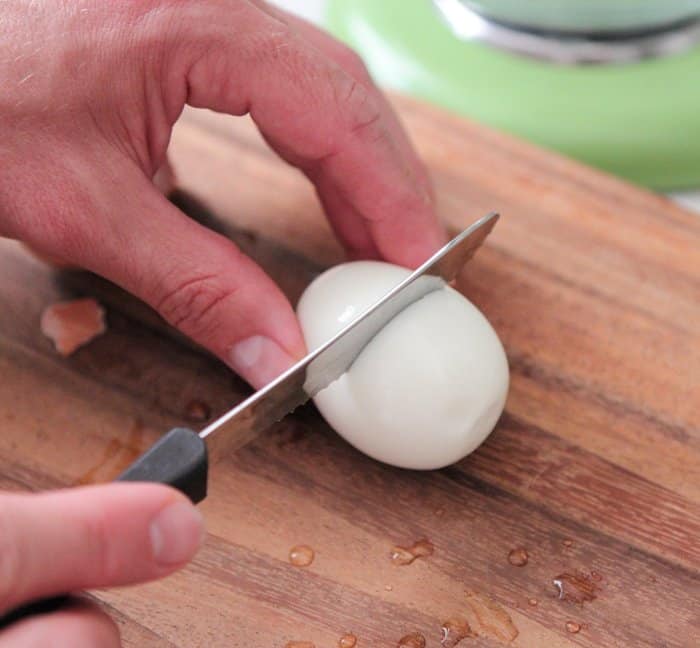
xmin=177 ymin=3 xmax=446 ymax=266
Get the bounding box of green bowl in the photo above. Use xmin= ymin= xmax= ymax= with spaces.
xmin=325 ymin=0 xmax=700 ymax=190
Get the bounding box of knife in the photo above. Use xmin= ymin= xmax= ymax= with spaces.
xmin=0 ymin=212 xmax=498 ymax=630
xmin=115 ymin=211 xmax=499 ymax=502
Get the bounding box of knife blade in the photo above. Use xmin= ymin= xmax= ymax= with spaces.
xmin=116 ymin=211 xmax=499 ymax=502
xmin=201 ymin=210 xmax=499 ymax=461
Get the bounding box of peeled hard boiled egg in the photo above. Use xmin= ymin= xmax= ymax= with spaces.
xmin=297 ymin=261 xmax=509 ymax=470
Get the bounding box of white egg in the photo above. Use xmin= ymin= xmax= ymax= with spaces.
xmin=297 ymin=261 xmax=509 ymax=469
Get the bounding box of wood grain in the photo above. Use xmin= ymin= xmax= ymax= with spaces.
xmin=0 ymin=95 xmax=699 ymax=647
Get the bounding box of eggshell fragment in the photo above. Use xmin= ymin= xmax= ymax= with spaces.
xmin=40 ymin=298 xmax=106 ymax=356
xmin=297 ymin=261 xmax=509 ymax=469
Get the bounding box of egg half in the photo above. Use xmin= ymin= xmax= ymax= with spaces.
xmin=297 ymin=261 xmax=509 ymax=469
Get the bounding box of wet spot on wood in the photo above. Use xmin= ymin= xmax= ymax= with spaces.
xmin=390 ymin=539 xmax=434 ymax=566
xmin=566 ymin=621 xmax=582 ymax=634
xmin=507 ymin=547 xmax=529 ymax=567
xmin=184 ymin=399 xmax=211 ymax=423
xmin=289 ymin=545 xmax=315 ymax=567
xmin=466 ymin=592 xmax=519 ymax=642
xmin=553 ymin=571 xmax=599 ymax=605
xmin=338 ymin=634 xmax=357 ymax=648
xmin=75 ymin=419 xmax=144 ymax=485
xmin=441 ymin=618 xmax=475 ymax=646
xmin=397 ymin=633 xmax=426 ymax=648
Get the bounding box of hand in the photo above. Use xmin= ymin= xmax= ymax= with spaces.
xmin=0 ymin=484 xmax=204 ymax=646
xmin=0 ymin=0 xmax=445 ymax=389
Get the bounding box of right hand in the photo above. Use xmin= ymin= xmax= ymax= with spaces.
xmin=0 ymin=484 xmax=204 ymax=647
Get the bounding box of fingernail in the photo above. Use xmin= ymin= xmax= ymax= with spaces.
xmin=150 ymin=502 xmax=204 ymax=566
xmin=229 ymin=335 xmax=296 ymax=390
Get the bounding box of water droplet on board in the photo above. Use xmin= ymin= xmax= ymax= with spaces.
xmin=553 ymin=571 xmax=598 ymax=605
xmin=385 ymin=585 xmax=393 ymax=591
xmin=390 ymin=539 xmax=434 ymax=566
xmin=435 ymin=508 xmax=445 ymax=517
xmin=562 ymin=539 xmax=574 ymax=547
xmin=591 ymin=571 xmax=602 ymax=581
xmin=441 ymin=618 xmax=474 ymax=646
xmin=339 ymin=634 xmax=357 ymax=648
xmin=75 ymin=439 xmax=121 ymax=485
xmin=466 ymin=592 xmax=519 ymax=642
xmin=75 ymin=420 xmax=144 ymax=485
xmin=286 ymin=642 xmax=315 ymax=648
xmin=565 ymin=621 xmax=582 ymax=634
xmin=184 ymin=399 xmax=211 ymax=423
xmin=289 ymin=545 xmax=315 ymax=567
xmin=528 ymin=598 xmax=538 ymax=606
xmin=508 ymin=547 xmax=529 ymax=567
xmin=397 ymin=633 xmax=426 ymax=648
xmin=390 ymin=547 xmax=414 ymax=565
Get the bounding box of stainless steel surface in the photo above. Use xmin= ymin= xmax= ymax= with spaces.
xmin=434 ymin=0 xmax=700 ymax=64
xmin=200 ymin=211 xmax=499 ymax=462
xmin=460 ymin=0 xmax=700 ymax=35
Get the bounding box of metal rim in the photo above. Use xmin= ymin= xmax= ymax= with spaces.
xmin=433 ymin=0 xmax=700 ymax=64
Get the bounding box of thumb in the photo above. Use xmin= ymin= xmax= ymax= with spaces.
xmin=0 ymin=484 xmax=204 ymax=614
xmin=22 ymin=162 xmax=306 ymax=389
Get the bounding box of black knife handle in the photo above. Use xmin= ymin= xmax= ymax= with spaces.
xmin=117 ymin=427 xmax=208 ymax=503
xmin=0 ymin=596 xmax=75 ymax=631
xmin=0 ymin=428 xmax=208 ymax=630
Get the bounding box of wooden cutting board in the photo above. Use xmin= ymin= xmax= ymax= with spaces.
xmin=0 ymin=95 xmax=698 ymax=647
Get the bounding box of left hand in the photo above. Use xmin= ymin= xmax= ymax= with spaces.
xmin=0 ymin=0 xmax=445 ymax=389
xmin=0 ymin=483 xmax=204 ymax=647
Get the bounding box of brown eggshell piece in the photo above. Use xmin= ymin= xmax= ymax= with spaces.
xmin=40 ymin=298 xmax=106 ymax=356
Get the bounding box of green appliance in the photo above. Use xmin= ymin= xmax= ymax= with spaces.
xmin=324 ymin=0 xmax=700 ymax=190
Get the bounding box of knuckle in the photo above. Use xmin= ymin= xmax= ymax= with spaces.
xmin=333 ymin=75 xmax=383 ymax=140
xmin=155 ymin=272 xmax=238 ymax=341
xmin=335 ymin=72 xmax=366 ymax=108
xmin=348 ymin=106 xmax=383 ymax=142
xmin=335 ymin=45 xmax=372 ymax=84
xmin=346 ymin=91 xmax=385 ymax=141
xmin=0 ymin=501 xmax=21 ymax=607
xmin=264 ymin=24 xmax=297 ymax=57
